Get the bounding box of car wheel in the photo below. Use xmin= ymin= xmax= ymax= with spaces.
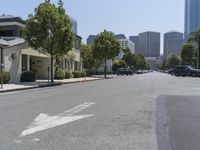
xmin=191 ymin=73 xmax=197 ymax=77
xmin=175 ymin=73 xmax=180 ymax=77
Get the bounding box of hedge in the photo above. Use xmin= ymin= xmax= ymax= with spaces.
xmin=55 ymin=69 xmax=65 ymax=80
xmin=0 ymin=70 xmax=10 ymax=84
xmin=65 ymin=71 xmax=72 ymax=79
xmin=20 ymin=71 xmax=36 ymax=82
xmin=72 ymin=71 xmax=81 ymax=78
xmin=81 ymin=71 xmax=86 ymax=77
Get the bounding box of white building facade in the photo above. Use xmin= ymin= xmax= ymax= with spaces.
xmin=118 ymin=39 xmax=135 ymax=59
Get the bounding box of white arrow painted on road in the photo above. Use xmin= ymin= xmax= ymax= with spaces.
xmin=20 ymin=102 xmax=95 ymax=137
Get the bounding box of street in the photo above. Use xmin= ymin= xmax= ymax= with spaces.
xmin=1 ymin=72 xmax=200 ymax=150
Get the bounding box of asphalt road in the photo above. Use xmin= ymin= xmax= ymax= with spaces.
xmin=1 ymin=72 xmax=200 ymax=150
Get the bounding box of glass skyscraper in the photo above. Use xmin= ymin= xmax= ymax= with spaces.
xmin=184 ymin=0 xmax=200 ymax=39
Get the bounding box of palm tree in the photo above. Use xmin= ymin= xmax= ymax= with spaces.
xmin=189 ymin=27 xmax=200 ymax=69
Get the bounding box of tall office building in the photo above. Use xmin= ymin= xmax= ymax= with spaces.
xmin=115 ymin=34 xmax=126 ymax=40
xmin=184 ymin=0 xmax=200 ymax=39
xmin=118 ymin=39 xmax=135 ymax=59
xmin=129 ymin=36 xmax=139 ymax=53
xmin=138 ymin=31 xmax=160 ymax=57
xmin=164 ymin=31 xmax=184 ymax=59
xmin=86 ymin=35 xmax=96 ymax=45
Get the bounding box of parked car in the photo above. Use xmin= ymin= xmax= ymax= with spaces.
xmin=167 ymin=68 xmax=174 ymax=74
xmin=136 ymin=70 xmax=143 ymax=74
xmin=170 ymin=65 xmax=200 ymax=77
xmin=116 ymin=68 xmax=134 ymax=75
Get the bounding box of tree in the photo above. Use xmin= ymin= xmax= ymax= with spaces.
xmin=80 ymin=44 xmax=94 ymax=70
xmin=189 ymin=27 xmax=200 ymax=69
xmin=160 ymin=59 xmax=168 ymax=70
xmin=92 ymin=30 xmax=120 ymax=78
xmin=136 ymin=53 xmax=147 ymax=70
xmin=112 ymin=59 xmax=127 ymax=72
xmin=181 ymin=41 xmax=195 ymax=67
xmin=123 ymin=53 xmax=136 ymax=69
xmin=23 ymin=0 xmax=73 ymax=82
xmin=122 ymin=47 xmax=131 ymax=55
xmin=166 ymin=54 xmax=182 ymax=69
xmin=123 ymin=52 xmax=148 ymax=71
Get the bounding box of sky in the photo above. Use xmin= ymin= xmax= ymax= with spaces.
xmin=1 ymin=0 xmax=185 ymax=53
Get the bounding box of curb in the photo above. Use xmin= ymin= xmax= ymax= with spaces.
xmin=0 ymin=78 xmax=103 ymax=93
xmin=0 ymin=82 xmax=63 ymax=93
xmin=62 ymin=78 xmax=104 ymax=84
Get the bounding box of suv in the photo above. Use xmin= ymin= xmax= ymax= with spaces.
xmin=116 ymin=68 xmax=134 ymax=75
xmin=170 ymin=65 xmax=200 ymax=77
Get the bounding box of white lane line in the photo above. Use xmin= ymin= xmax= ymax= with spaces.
xmin=20 ymin=102 xmax=95 ymax=137
xmin=62 ymin=102 xmax=95 ymax=116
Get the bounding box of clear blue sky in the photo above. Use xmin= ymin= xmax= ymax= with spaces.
xmin=1 ymin=0 xmax=184 ymax=53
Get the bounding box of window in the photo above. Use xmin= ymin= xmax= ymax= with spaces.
xmin=65 ymin=59 xmax=67 ymax=69
xmin=22 ymin=55 xmax=28 ymax=71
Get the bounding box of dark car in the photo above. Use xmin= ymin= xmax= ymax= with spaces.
xmin=170 ymin=65 xmax=200 ymax=77
xmin=116 ymin=68 xmax=133 ymax=75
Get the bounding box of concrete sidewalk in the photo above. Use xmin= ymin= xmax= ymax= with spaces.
xmin=0 ymin=77 xmax=102 ymax=93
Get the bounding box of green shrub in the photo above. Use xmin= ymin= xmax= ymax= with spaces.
xmin=65 ymin=71 xmax=72 ymax=79
xmin=55 ymin=69 xmax=65 ymax=80
xmin=112 ymin=59 xmax=127 ymax=72
xmin=0 ymin=70 xmax=10 ymax=84
xmin=81 ymin=71 xmax=86 ymax=77
xmin=72 ymin=71 xmax=81 ymax=78
xmin=20 ymin=71 xmax=36 ymax=82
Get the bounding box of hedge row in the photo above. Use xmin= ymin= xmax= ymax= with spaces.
xmin=72 ymin=71 xmax=86 ymax=78
xmin=0 ymin=70 xmax=10 ymax=84
xmin=20 ymin=70 xmax=87 ymax=82
xmin=54 ymin=69 xmax=86 ymax=80
xmin=20 ymin=71 xmax=37 ymax=82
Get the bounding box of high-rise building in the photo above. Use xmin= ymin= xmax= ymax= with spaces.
xmin=115 ymin=34 xmax=126 ymax=40
xmin=184 ymin=0 xmax=200 ymax=39
xmin=138 ymin=31 xmax=160 ymax=57
xmin=86 ymin=35 xmax=96 ymax=45
xmin=118 ymin=39 xmax=135 ymax=59
xmin=164 ymin=31 xmax=184 ymax=59
xmin=129 ymin=36 xmax=139 ymax=53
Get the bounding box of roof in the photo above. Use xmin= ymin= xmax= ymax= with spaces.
xmin=164 ymin=31 xmax=183 ymax=34
xmin=0 ymin=37 xmax=25 ymax=47
xmin=0 ymin=15 xmax=25 ymax=24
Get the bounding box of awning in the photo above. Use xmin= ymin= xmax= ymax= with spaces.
xmin=0 ymin=39 xmax=9 ymax=48
xmin=22 ymin=47 xmax=50 ymax=58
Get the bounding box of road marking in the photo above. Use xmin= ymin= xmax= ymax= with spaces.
xmin=31 ymin=138 xmax=40 ymax=142
xmin=138 ymin=78 xmax=143 ymax=80
xmin=20 ymin=102 xmax=95 ymax=137
xmin=13 ymin=139 xmax=22 ymax=144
